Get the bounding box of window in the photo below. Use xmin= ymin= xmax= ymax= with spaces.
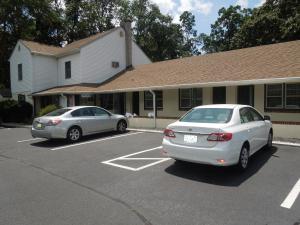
xmin=100 ymin=94 xmax=113 ymax=110
xmin=18 ymin=94 xmax=25 ymax=102
xmin=266 ymin=84 xmax=283 ymax=108
xmin=46 ymin=108 xmax=71 ymax=116
xmin=213 ymin=87 xmax=226 ymax=104
xmin=285 ymin=83 xmax=300 ymax=109
xmin=71 ymin=108 xmax=93 ymax=117
xmin=18 ymin=64 xmax=22 ymax=81
xmin=65 ymin=61 xmax=71 ymax=79
xmin=239 ymin=108 xmax=254 ymax=123
xmin=91 ymin=107 xmax=110 ymax=116
xmin=249 ymin=108 xmax=263 ymax=121
xmin=144 ymin=91 xmax=163 ymax=110
xmin=179 ymin=88 xmax=202 ymax=110
xmin=180 ymin=108 xmax=233 ymax=123
xmin=237 ymin=85 xmax=254 ymax=106
xmin=265 ymin=83 xmax=300 ymax=110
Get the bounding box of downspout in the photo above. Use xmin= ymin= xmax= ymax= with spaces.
xmin=149 ymin=90 xmax=156 ymax=129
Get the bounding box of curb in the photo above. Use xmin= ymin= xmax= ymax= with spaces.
xmin=0 ymin=123 xmax=31 ymax=129
xmin=272 ymin=141 xmax=300 ymax=147
xmin=127 ymin=128 xmax=163 ymax=133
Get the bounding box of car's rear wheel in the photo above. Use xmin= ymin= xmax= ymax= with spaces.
xmin=67 ymin=126 xmax=82 ymax=142
xmin=266 ymin=131 xmax=273 ymax=149
xmin=117 ymin=120 xmax=127 ymax=133
xmin=237 ymin=145 xmax=249 ymax=171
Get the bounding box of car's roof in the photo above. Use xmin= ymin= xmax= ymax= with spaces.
xmin=194 ymin=104 xmax=249 ymax=109
xmin=65 ymin=105 xmax=98 ymax=110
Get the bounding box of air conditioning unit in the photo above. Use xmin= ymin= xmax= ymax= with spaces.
xmin=112 ymin=61 xmax=119 ymax=68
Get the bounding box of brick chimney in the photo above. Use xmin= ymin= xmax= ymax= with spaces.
xmin=121 ymin=21 xmax=132 ymax=69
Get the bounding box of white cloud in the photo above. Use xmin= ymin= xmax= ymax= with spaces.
xmin=255 ymin=0 xmax=266 ymax=7
xmin=236 ymin=0 xmax=248 ymax=8
xmin=178 ymin=0 xmax=213 ymax=15
xmin=151 ymin=0 xmax=176 ymax=14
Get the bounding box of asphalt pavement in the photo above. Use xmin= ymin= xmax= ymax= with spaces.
xmin=0 ymin=127 xmax=299 ymax=225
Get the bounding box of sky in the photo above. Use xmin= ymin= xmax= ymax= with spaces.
xmin=151 ymin=0 xmax=266 ymax=34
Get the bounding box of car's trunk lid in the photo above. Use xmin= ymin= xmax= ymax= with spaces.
xmin=168 ymin=121 xmax=228 ymax=148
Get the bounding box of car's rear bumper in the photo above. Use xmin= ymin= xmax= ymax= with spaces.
xmin=31 ymin=126 xmax=67 ymax=139
xmin=162 ymin=138 xmax=240 ymax=166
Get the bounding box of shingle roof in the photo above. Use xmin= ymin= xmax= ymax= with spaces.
xmin=33 ymin=40 xmax=300 ymax=96
xmin=21 ymin=27 xmax=119 ymax=57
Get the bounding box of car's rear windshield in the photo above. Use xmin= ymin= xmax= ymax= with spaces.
xmin=180 ymin=108 xmax=233 ymax=123
xmin=45 ymin=108 xmax=71 ymax=116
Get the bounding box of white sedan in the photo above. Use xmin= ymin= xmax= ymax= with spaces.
xmin=162 ymin=104 xmax=273 ymax=170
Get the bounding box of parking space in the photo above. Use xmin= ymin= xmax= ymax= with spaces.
xmin=0 ymin=127 xmax=299 ymax=225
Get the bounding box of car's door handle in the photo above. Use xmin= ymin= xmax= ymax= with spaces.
xmin=247 ymin=129 xmax=251 ymax=132
xmin=76 ymin=120 xmax=82 ymax=123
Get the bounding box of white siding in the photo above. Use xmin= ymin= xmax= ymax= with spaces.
xmin=9 ymin=42 xmax=33 ymax=95
xmin=132 ymin=42 xmax=151 ymax=66
xmin=80 ymin=28 xmax=126 ymax=83
xmin=32 ymin=55 xmax=58 ymax=92
xmin=58 ymin=53 xmax=81 ymax=85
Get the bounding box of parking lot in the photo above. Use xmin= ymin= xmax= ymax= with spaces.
xmin=0 ymin=126 xmax=299 ymax=225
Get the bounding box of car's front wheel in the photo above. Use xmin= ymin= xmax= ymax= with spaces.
xmin=117 ymin=120 xmax=127 ymax=133
xmin=266 ymin=131 xmax=273 ymax=149
xmin=237 ymin=145 xmax=249 ymax=171
xmin=67 ymin=126 xmax=82 ymax=142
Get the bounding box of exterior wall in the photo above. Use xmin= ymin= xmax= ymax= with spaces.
xmin=132 ymin=42 xmax=151 ymax=66
xmin=32 ymin=55 xmax=58 ymax=92
xmin=9 ymin=42 xmax=33 ymax=96
xmin=58 ymin=53 xmax=81 ymax=86
xmin=80 ymin=28 xmax=126 ymax=84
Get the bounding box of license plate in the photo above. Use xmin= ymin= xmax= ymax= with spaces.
xmin=184 ymin=135 xmax=197 ymax=144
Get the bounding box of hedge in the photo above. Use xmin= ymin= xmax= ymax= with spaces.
xmin=0 ymin=100 xmax=33 ymax=123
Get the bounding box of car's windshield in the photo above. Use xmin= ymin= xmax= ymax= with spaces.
xmin=180 ymin=108 xmax=233 ymax=123
xmin=45 ymin=108 xmax=71 ymax=116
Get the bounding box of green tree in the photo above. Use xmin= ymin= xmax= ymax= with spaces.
xmin=232 ymin=0 xmax=300 ymax=49
xmin=199 ymin=5 xmax=252 ymax=53
xmin=0 ymin=0 xmax=64 ymax=88
xmin=180 ymin=11 xmax=200 ymax=56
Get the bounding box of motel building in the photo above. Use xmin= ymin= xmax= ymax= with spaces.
xmin=9 ymin=24 xmax=300 ymax=139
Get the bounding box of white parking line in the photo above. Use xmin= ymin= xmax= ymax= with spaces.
xmin=281 ymin=178 xmax=300 ymax=209
xmin=17 ymin=138 xmax=43 ymax=143
xmin=102 ymin=146 xmax=171 ymax=171
xmin=51 ymin=132 xmax=143 ymax=151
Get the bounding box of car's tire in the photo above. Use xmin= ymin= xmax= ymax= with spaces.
xmin=117 ymin=120 xmax=127 ymax=133
xmin=67 ymin=126 xmax=82 ymax=142
xmin=266 ymin=130 xmax=273 ymax=150
xmin=237 ymin=144 xmax=249 ymax=171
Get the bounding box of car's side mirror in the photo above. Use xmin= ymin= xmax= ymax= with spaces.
xmin=264 ymin=115 xmax=271 ymax=121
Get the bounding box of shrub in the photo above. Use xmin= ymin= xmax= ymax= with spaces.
xmin=0 ymin=100 xmax=33 ymax=123
xmin=38 ymin=104 xmax=59 ymax=117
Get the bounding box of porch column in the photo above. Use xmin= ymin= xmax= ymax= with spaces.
xmin=149 ymin=90 xmax=156 ymax=128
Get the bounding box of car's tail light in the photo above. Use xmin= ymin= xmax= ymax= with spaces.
xmin=207 ymin=133 xmax=232 ymax=141
xmin=164 ymin=129 xmax=176 ymax=138
xmin=47 ymin=118 xmax=62 ymax=126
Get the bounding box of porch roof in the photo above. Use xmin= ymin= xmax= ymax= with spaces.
xmin=33 ymin=40 xmax=300 ymax=96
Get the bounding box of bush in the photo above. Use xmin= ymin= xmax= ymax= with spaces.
xmin=0 ymin=100 xmax=33 ymax=123
xmin=38 ymin=104 xmax=59 ymax=117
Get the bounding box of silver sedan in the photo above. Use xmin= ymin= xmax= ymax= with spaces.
xmin=31 ymin=106 xmax=128 ymax=142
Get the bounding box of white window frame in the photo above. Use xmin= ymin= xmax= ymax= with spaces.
xmin=265 ymin=84 xmax=284 ymax=109
xmin=285 ymin=83 xmax=300 ymax=109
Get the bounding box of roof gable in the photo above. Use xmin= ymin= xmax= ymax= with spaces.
xmin=16 ymin=27 xmax=120 ymax=58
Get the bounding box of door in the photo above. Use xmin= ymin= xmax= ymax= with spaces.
xmin=91 ymin=107 xmax=113 ymax=131
xmin=248 ymin=108 xmax=267 ymax=149
xmin=213 ymin=87 xmax=226 ymax=104
xmin=70 ymin=108 xmax=95 ymax=134
xmin=113 ymin=93 xmax=125 ymax=115
xmin=239 ymin=107 xmax=265 ymax=154
xmin=237 ymin=85 xmax=254 ymax=106
xmin=132 ymin=92 xmax=139 ymax=115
